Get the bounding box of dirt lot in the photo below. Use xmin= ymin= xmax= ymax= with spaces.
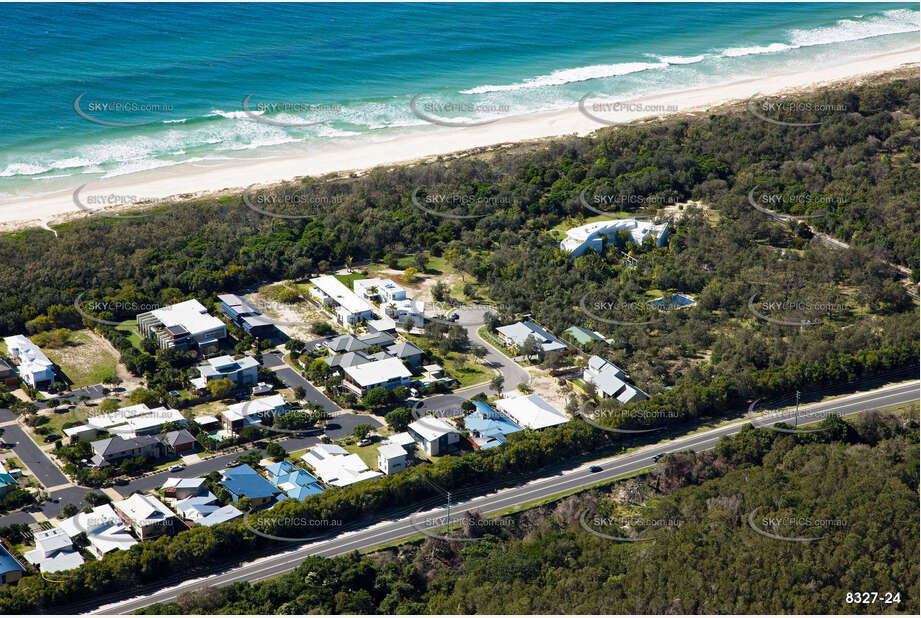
xmin=42 ymin=329 xmax=120 ymax=389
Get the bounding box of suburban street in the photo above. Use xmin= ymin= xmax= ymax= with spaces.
xmin=88 ymin=379 xmax=920 ymax=615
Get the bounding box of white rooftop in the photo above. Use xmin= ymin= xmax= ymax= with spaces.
xmin=302 ymin=445 xmax=383 ymax=487
xmin=496 ymin=394 xmax=569 ymax=430
xmin=224 ymin=394 xmax=287 ymax=422
xmin=560 ymin=219 xmax=668 ymax=253
xmin=385 ymin=432 xmax=417 ymax=447
xmin=408 ymin=416 xmax=458 ymax=441
xmin=344 ymin=357 xmax=411 ymax=387
xmin=113 ymin=493 xmax=173 ymax=527
xmin=149 ymin=299 xmax=225 ymax=338
xmin=377 ymin=443 xmax=407 ymax=459
xmin=310 ymin=275 xmax=375 ymax=315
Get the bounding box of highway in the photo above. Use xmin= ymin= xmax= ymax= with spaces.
xmin=90 ymin=379 xmax=919 ymax=615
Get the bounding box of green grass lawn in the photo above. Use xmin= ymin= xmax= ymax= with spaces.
xmin=333 ymin=272 xmax=365 ymax=289
xmin=115 ymin=321 xmax=144 ymax=351
xmin=403 ymin=334 xmax=490 ymax=388
xmin=343 ymin=442 xmax=380 ymax=470
xmin=42 ymin=330 xmax=118 ymax=388
xmin=477 ymin=327 xmax=519 ymax=360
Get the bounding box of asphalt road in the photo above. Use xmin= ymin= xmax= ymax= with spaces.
xmin=273 ymin=367 xmax=340 ymax=413
xmin=1 ymin=424 xmax=67 ymax=487
xmin=90 ymin=380 xmax=919 ymax=614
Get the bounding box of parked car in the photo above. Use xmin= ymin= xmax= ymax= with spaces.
xmin=357 ymin=438 xmax=372 ymax=447
xmin=113 ymin=478 xmax=129 ymax=486
xmin=168 ymin=465 xmax=185 ymax=473
xmin=588 ymin=465 xmax=603 ymax=473
xmin=448 ymin=313 xmax=459 ymax=322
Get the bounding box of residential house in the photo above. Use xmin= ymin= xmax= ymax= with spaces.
xmin=160 ymin=477 xmax=207 ymax=499
xmin=407 ymin=417 xmax=461 ymax=456
xmin=0 ymin=543 xmax=24 ymax=588
xmin=353 ymin=278 xmax=407 ymax=304
xmin=358 ymin=331 xmax=396 ymax=348
xmin=190 ymin=354 xmax=259 ymax=391
xmin=384 ymin=431 xmax=417 ymax=452
xmin=383 ymin=298 xmax=426 ymax=326
xmin=3 ymin=335 xmax=55 ymax=389
xmin=220 ymin=464 xmax=279 ymax=506
xmin=342 ymin=357 xmax=412 ymax=396
xmin=377 ymin=443 xmax=408 ymax=475
xmin=367 ymin=316 xmax=397 ymax=333
xmin=23 ymin=528 xmax=84 ymax=573
xmin=495 ymin=321 xmax=566 ymax=356
xmin=198 ymin=504 xmax=243 ymax=527
xmin=222 ymin=394 xmax=287 ymax=432
xmin=113 ymin=493 xmax=175 ymax=540
xmin=217 ymin=293 xmax=275 ymax=338
xmin=301 ymin=444 xmax=383 ymax=487
xmin=324 ymin=333 xmax=370 ymax=354
xmin=309 ymin=275 xmax=375 ymax=326
xmin=195 ymin=415 xmax=221 ymax=430
xmin=324 ymin=351 xmax=372 ymax=373
xmin=62 ymin=424 xmax=100 ymax=442
xmin=462 ymin=401 xmax=522 ymax=450
xmin=495 ymin=394 xmax=569 ymax=430
xmin=385 ymin=341 xmax=425 ymax=368
xmin=563 ymin=325 xmax=611 ymax=346
xmin=173 ymin=492 xmax=220 ymax=521
xmin=86 ymin=403 xmax=186 ymax=438
xmin=160 ymin=429 xmax=197 ymax=454
xmin=58 ymin=504 xmax=137 ymax=559
xmin=559 ymin=219 xmax=669 ymax=258
xmin=583 ymin=355 xmax=648 ymax=404
xmin=137 ymin=299 xmax=226 ymax=351
xmin=90 ymin=435 xmax=166 ymax=467
xmin=266 ymin=461 xmax=324 ymax=501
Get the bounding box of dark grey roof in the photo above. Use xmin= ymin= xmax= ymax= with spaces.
xmin=324 ymin=351 xmax=372 ymax=369
xmin=91 ymin=435 xmax=163 ymax=457
xmin=357 ymin=332 xmax=395 ymax=347
xmin=386 ymin=341 xmax=424 ymax=359
xmin=326 ymin=334 xmax=368 ymax=353
xmin=160 ymin=429 xmax=197 ymax=447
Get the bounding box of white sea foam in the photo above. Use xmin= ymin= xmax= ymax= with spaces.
xmin=460 ymin=62 xmax=668 ymax=94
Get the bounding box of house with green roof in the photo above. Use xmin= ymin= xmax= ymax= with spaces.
xmin=563 ymin=325 xmax=612 ymax=346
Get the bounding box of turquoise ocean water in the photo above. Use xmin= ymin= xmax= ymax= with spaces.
xmin=0 ymin=2 xmax=917 ymax=200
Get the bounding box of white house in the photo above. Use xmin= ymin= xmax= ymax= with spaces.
xmin=560 ymin=219 xmax=668 ymax=258
xmin=583 ymin=355 xmax=648 ymax=403
xmin=407 ymin=417 xmax=461 ymax=456
xmin=342 ymin=357 xmax=412 ymax=395
xmin=353 ymin=278 xmax=408 ymax=304
xmin=377 ymin=443 xmax=408 ymax=475
xmin=190 ymin=354 xmax=259 ymax=390
xmin=23 ymin=528 xmax=84 ymax=573
xmin=495 ymin=394 xmax=569 ymax=430
xmin=3 ymin=335 xmax=55 ymax=389
xmin=495 ymin=321 xmax=566 ymax=356
xmin=309 ymin=275 xmax=375 ymax=326
xmin=137 ymin=299 xmax=226 ymax=350
xmin=112 ymin=493 xmax=175 ymax=540
xmin=301 ymin=444 xmax=383 ymax=487
xmin=85 ymin=403 xmax=186 ymax=438
xmin=222 ymin=394 xmax=287 ymax=431
xmin=58 ymin=504 xmax=137 ymax=559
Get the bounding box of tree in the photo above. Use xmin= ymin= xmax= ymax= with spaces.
xmin=432 ymin=281 xmax=449 ymax=302
xmin=235 ymin=449 xmax=263 ymax=467
xmin=129 ymin=387 xmax=160 ymax=406
xmin=471 ymin=345 xmax=487 ymax=364
xmin=403 ymin=267 xmax=418 ymax=283
xmin=311 ymin=321 xmax=335 ymax=336
xmin=403 ymin=317 xmax=415 ymax=332
xmin=362 ymin=387 xmax=392 ymax=409
xmin=207 ymin=378 xmax=235 ymax=400
xmin=385 ymin=407 xmax=413 ymax=431
xmin=266 ymin=442 xmax=286 ymax=462
xmin=413 ymin=252 xmax=428 ymax=272
xmin=84 ymin=492 xmax=110 ymax=507
xmin=98 ymin=399 xmax=120 ymax=413
xmin=352 ymin=424 xmax=374 ymax=440
xmin=490 ymin=374 xmax=505 ymax=395
xmin=519 ymin=335 xmax=541 ymax=361
xmin=60 ymin=503 xmax=79 ymax=518
xmin=293 ymin=386 xmax=306 ymax=400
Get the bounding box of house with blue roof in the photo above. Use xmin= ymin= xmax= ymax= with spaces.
xmin=199 ymin=504 xmax=243 ymax=527
xmin=266 ymin=461 xmax=324 ymax=501
xmin=463 ymin=401 xmax=523 ymax=450
xmin=220 ymin=464 xmax=280 ymax=506
xmin=0 ymin=543 xmax=25 ymax=588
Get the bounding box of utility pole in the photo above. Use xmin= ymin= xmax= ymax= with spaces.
xmin=794 ymin=390 xmax=800 ymax=427
xmin=422 ymin=477 xmax=452 ymax=533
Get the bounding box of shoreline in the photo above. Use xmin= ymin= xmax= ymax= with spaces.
xmin=1 ymin=46 xmax=917 ymax=233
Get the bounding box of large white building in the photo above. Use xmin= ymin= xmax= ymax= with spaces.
xmin=495 ymin=394 xmax=569 ymax=430
xmin=23 ymin=528 xmax=84 ymax=573
xmin=58 ymin=504 xmax=138 ymax=558
xmin=310 ymin=275 xmax=376 ymax=326
xmin=3 ymin=335 xmax=55 ymax=389
xmin=560 ymin=219 xmax=668 ymax=258
xmin=137 ymin=299 xmax=226 ymax=350
xmin=407 ymin=417 xmax=461 ymax=456
xmin=301 ymin=444 xmax=383 ymax=487
xmin=84 ymin=403 xmax=186 ymax=438
xmin=377 ymin=443 xmax=408 ymax=474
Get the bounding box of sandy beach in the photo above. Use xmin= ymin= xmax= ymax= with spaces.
xmin=2 ymin=46 xmax=917 ymax=231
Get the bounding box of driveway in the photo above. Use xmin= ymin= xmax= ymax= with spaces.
xmin=324 ymin=413 xmax=382 ymax=441
xmin=0 ymin=424 xmax=68 ymax=488
xmin=273 ymin=367 xmax=339 ymax=413
xmin=260 ymin=350 xmax=287 ymax=369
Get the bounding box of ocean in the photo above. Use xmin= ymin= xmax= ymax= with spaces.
xmin=0 ymin=2 xmax=917 ymax=200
